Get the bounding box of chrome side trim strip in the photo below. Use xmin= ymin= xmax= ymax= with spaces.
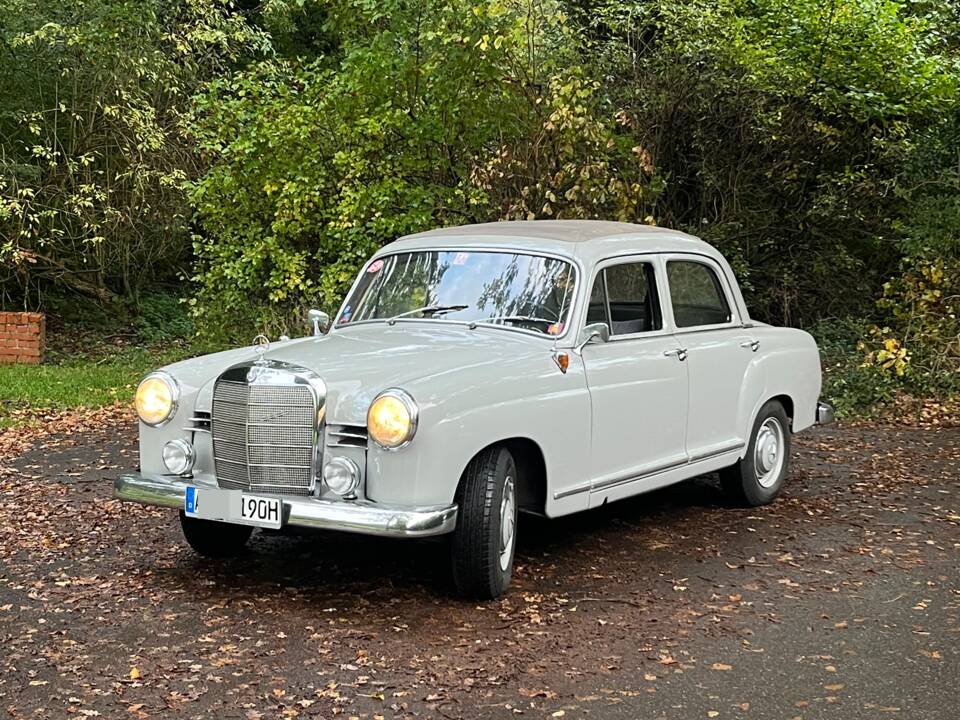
xmin=553 ymin=481 xmax=592 ymax=500
xmin=551 ymin=442 xmax=746 ymax=500
xmin=688 ymin=441 xmax=745 ymax=463
xmin=590 ymin=457 xmax=688 ymax=494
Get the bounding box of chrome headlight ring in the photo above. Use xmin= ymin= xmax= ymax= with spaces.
xmin=367 ymin=388 xmax=419 ymax=450
xmin=135 ymin=370 xmax=180 ymax=427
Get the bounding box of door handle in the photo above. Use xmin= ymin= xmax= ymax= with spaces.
xmin=740 ymin=339 xmax=760 ymax=352
xmin=664 ymin=348 xmax=687 ymax=361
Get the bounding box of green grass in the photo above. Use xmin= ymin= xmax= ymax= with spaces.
xmin=0 ymin=345 xmax=194 ymax=427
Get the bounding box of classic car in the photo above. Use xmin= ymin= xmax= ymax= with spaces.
xmin=115 ymin=220 xmax=833 ymax=598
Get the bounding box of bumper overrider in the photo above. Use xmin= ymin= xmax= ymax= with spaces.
xmin=114 ymin=472 xmax=458 ymax=538
xmin=816 ymin=401 xmax=835 ymax=425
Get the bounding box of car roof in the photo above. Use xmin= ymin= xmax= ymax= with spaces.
xmin=381 ymin=220 xmax=721 ymax=267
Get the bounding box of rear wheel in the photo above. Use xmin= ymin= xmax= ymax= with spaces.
xmin=450 ymin=446 xmax=518 ymax=599
xmin=179 ymin=511 xmax=253 ymax=558
xmin=720 ymin=400 xmax=791 ymax=507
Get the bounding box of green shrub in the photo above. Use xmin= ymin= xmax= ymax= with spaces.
xmin=186 ymin=1 xmax=634 ymax=343
xmin=810 ymin=318 xmax=901 ymax=416
xmin=0 ymin=0 xmax=268 ymax=307
xmin=135 ymin=291 xmax=193 ymax=344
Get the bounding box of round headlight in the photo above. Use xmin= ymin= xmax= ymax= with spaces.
xmin=135 ymin=371 xmax=178 ymax=427
xmin=367 ymin=389 xmax=418 ymax=450
xmin=162 ymin=439 xmax=195 ymax=475
xmin=322 ymin=457 xmax=361 ymax=497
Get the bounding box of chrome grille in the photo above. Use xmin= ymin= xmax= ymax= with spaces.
xmin=211 ymin=368 xmax=319 ymax=496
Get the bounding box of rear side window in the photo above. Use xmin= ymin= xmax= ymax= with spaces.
xmin=666 ymin=260 xmax=732 ymax=328
xmin=586 ymin=261 xmax=662 ymax=336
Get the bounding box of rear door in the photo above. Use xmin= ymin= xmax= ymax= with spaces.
xmin=662 ymin=255 xmax=757 ymax=461
xmin=579 ymin=257 xmax=688 ymax=497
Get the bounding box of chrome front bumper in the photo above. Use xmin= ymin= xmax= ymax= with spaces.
xmin=816 ymin=401 xmax=835 ymax=425
xmin=114 ymin=472 xmax=458 ymax=538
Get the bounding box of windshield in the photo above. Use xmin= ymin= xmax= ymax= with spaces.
xmin=337 ymin=250 xmax=576 ymax=336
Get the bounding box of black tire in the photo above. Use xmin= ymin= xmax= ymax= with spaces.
xmin=720 ymin=400 xmax=791 ymax=507
xmin=179 ymin=511 xmax=253 ymax=558
xmin=450 ymin=446 xmax=518 ymax=599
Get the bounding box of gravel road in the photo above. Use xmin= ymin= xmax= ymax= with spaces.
xmin=1 ymin=415 xmax=957 ymax=719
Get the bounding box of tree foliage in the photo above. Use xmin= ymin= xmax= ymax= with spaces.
xmin=0 ymin=0 xmax=957 ymax=405
xmin=187 ymin=0 xmax=959 ymax=345
xmin=188 ymin=0 xmax=631 ymax=337
xmin=0 ymin=0 xmax=267 ymax=306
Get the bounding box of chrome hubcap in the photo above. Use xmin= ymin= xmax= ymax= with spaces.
xmin=499 ymin=474 xmax=516 ymax=571
xmin=754 ymin=417 xmax=784 ymax=488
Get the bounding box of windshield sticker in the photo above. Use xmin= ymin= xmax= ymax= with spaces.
xmin=452 ymin=252 xmax=470 ymax=266
xmin=339 ymin=305 xmax=352 ymax=324
xmin=547 ymin=322 xmax=565 ymax=336
xmin=367 ymin=259 xmax=384 ymax=273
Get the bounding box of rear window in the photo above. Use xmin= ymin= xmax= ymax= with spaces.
xmin=666 ymin=261 xmax=731 ymax=328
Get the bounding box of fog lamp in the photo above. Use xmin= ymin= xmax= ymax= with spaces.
xmin=323 ymin=457 xmax=361 ymax=497
xmin=162 ymin=438 xmax=195 ymax=475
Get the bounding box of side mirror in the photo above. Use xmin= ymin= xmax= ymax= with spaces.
xmin=308 ymin=309 xmax=330 ymax=336
xmin=575 ymin=322 xmax=610 ymax=352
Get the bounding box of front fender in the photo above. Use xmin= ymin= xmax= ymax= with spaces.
xmin=364 ymin=353 xmax=592 ymax=516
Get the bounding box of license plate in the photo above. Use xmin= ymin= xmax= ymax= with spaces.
xmin=239 ymin=494 xmax=282 ymax=528
xmin=184 ymin=486 xmax=283 ymax=530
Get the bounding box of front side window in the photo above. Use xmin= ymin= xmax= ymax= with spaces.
xmin=666 ymin=260 xmax=732 ymax=328
xmin=338 ymin=250 xmax=576 ymax=336
xmin=586 ymin=261 xmax=662 ymax=336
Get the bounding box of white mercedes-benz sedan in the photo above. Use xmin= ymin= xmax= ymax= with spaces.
xmin=116 ymin=220 xmax=833 ymax=598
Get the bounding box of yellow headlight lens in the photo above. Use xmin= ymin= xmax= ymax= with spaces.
xmin=135 ymin=373 xmax=177 ymax=426
xmin=367 ymin=390 xmax=417 ymax=449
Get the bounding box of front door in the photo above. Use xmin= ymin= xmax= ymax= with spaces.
xmin=663 ymin=256 xmax=757 ymax=460
xmin=579 ymin=258 xmax=689 ymax=495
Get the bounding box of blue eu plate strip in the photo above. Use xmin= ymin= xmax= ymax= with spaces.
xmin=185 ymin=486 xmax=197 ymax=514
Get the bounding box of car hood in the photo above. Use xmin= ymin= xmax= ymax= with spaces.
xmin=165 ymin=323 xmax=551 ymax=423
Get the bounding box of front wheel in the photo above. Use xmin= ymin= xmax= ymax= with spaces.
xmin=720 ymin=400 xmax=791 ymax=507
xmin=450 ymin=446 xmax=518 ymax=599
xmin=179 ymin=511 xmax=253 ymax=558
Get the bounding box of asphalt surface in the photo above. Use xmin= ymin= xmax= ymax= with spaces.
xmin=0 ymin=416 xmax=957 ymax=719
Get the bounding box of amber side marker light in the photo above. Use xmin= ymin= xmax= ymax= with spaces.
xmin=554 ymin=351 xmax=570 ymax=374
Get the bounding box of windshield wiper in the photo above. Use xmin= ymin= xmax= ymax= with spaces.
xmin=471 ymin=315 xmax=557 ymax=329
xmin=386 ymin=304 xmax=469 ymax=325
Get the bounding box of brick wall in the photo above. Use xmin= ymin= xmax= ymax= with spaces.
xmin=0 ymin=312 xmax=45 ymax=364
